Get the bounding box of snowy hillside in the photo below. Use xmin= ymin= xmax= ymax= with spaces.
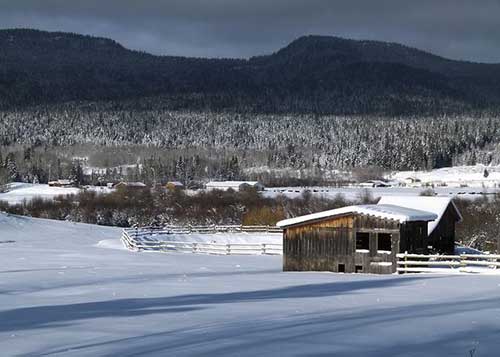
xmin=0 ymin=183 xmax=112 ymax=205
xmin=0 ymin=183 xmax=80 ymax=205
xmin=264 ymin=185 xmax=499 ymax=200
xmin=2 ymin=213 xmax=500 ymax=356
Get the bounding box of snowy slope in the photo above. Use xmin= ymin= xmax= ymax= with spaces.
xmin=2 ymin=213 xmax=500 ymax=356
xmin=0 ymin=183 xmax=81 ymax=205
xmin=389 ymin=165 xmax=500 ymax=188
xmin=264 ymin=185 xmax=500 ymax=200
xmin=0 ymin=183 xmax=112 ymax=205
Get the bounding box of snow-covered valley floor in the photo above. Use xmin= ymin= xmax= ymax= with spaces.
xmin=0 ymin=183 xmax=113 ymax=205
xmin=2 ymin=213 xmax=500 ymax=356
xmin=0 ymin=183 xmax=81 ymax=205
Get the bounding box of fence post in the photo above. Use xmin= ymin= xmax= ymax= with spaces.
xmin=121 ymin=231 xmax=127 ymax=249
xmin=226 ymin=244 xmax=231 ymax=255
xmin=404 ymin=251 xmax=408 ymax=273
xmin=262 ymin=243 xmax=266 ymax=255
xmin=460 ymin=254 xmax=467 ymax=271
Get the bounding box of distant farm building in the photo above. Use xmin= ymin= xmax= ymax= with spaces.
xmin=402 ymin=177 xmax=422 ymax=187
xmin=166 ymin=181 xmax=184 ymax=190
xmin=48 ymin=179 xmax=75 ymax=187
xmin=114 ymin=182 xmax=147 ymax=190
xmin=358 ymin=180 xmax=390 ymax=188
xmin=205 ymin=181 xmax=265 ymax=192
xmin=277 ymin=196 xmax=461 ymax=274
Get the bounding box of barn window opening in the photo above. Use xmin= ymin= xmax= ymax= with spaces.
xmin=378 ymin=233 xmax=392 ymax=252
xmin=356 ymin=232 xmax=370 ymax=251
xmin=338 ymin=264 xmax=345 ymax=273
xmin=355 ymin=265 xmax=363 ymax=273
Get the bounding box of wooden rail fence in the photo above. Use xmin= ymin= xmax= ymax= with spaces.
xmin=125 ymin=225 xmax=282 ymax=235
xmin=121 ymin=225 xmax=283 ymax=255
xmin=397 ymin=252 xmax=500 ymax=273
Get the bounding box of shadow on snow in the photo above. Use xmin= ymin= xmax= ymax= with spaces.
xmin=1 ymin=275 xmax=433 ymax=333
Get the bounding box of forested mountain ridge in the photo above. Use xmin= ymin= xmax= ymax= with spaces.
xmin=0 ymin=29 xmax=244 ymax=108
xmin=1 ymin=29 xmax=500 ymax=114
xmin=261 ymin=35 xmax=500 ymax=78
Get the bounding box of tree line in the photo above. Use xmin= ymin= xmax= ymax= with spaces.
xmin=2 ymin=103 xmax=500 ymax=186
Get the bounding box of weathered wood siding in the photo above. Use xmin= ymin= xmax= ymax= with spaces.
xmin=399 ymin=221 xmax=428 ymax=255
xmin=284 ymin=226 xmax=352 ymax=272
xmin=283 ymin=214 xmax=402 ymax=274
xmin=427 ymin=204 xmax=457 ymax=254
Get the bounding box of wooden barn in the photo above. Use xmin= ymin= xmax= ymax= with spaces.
xmin=166 ymin=181 xmax=184 ymax=190
xmin=378 ymin=196 xmax=462 ymax=255
xmin=277 ymin=197 xmax=462 ymax=274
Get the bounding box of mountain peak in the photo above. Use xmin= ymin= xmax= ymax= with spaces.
xmin=268 ymin=34 xmax=442 ymax=65
xmin=0 ymin=28 xmax=126 ymax=52
xmin=0 ymin=28 xmax=499 ymax=114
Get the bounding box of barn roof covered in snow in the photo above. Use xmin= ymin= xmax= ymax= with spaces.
xmin=377 ymin=196 xmax=462 ymax=234
xmin=276 ymin=204 xmax=437 ymax=228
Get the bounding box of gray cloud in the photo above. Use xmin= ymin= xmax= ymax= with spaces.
xmin=1 ymin=0 xmax=499 ymax=62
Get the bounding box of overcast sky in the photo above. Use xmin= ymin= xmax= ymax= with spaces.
xmin=1 ymin=0 xmax=499 ymax=62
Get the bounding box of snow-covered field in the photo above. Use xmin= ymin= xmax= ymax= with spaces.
xmin=264 ymin=186 xmax=499 ymax=200
xmin=264 ymin=165 xmax=500 ymax=200
xmin=389 ymin=165 xmax=500 ymax=188
xmin=2 ymin=213 xmax=500 ymax=356
xmin=144 ymin=231 xmax=281 ymax=245
xmin=0 ymin=183 xmax=81 ymax=205
xmin=0 ymin=183 xmax=112 ymax=205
